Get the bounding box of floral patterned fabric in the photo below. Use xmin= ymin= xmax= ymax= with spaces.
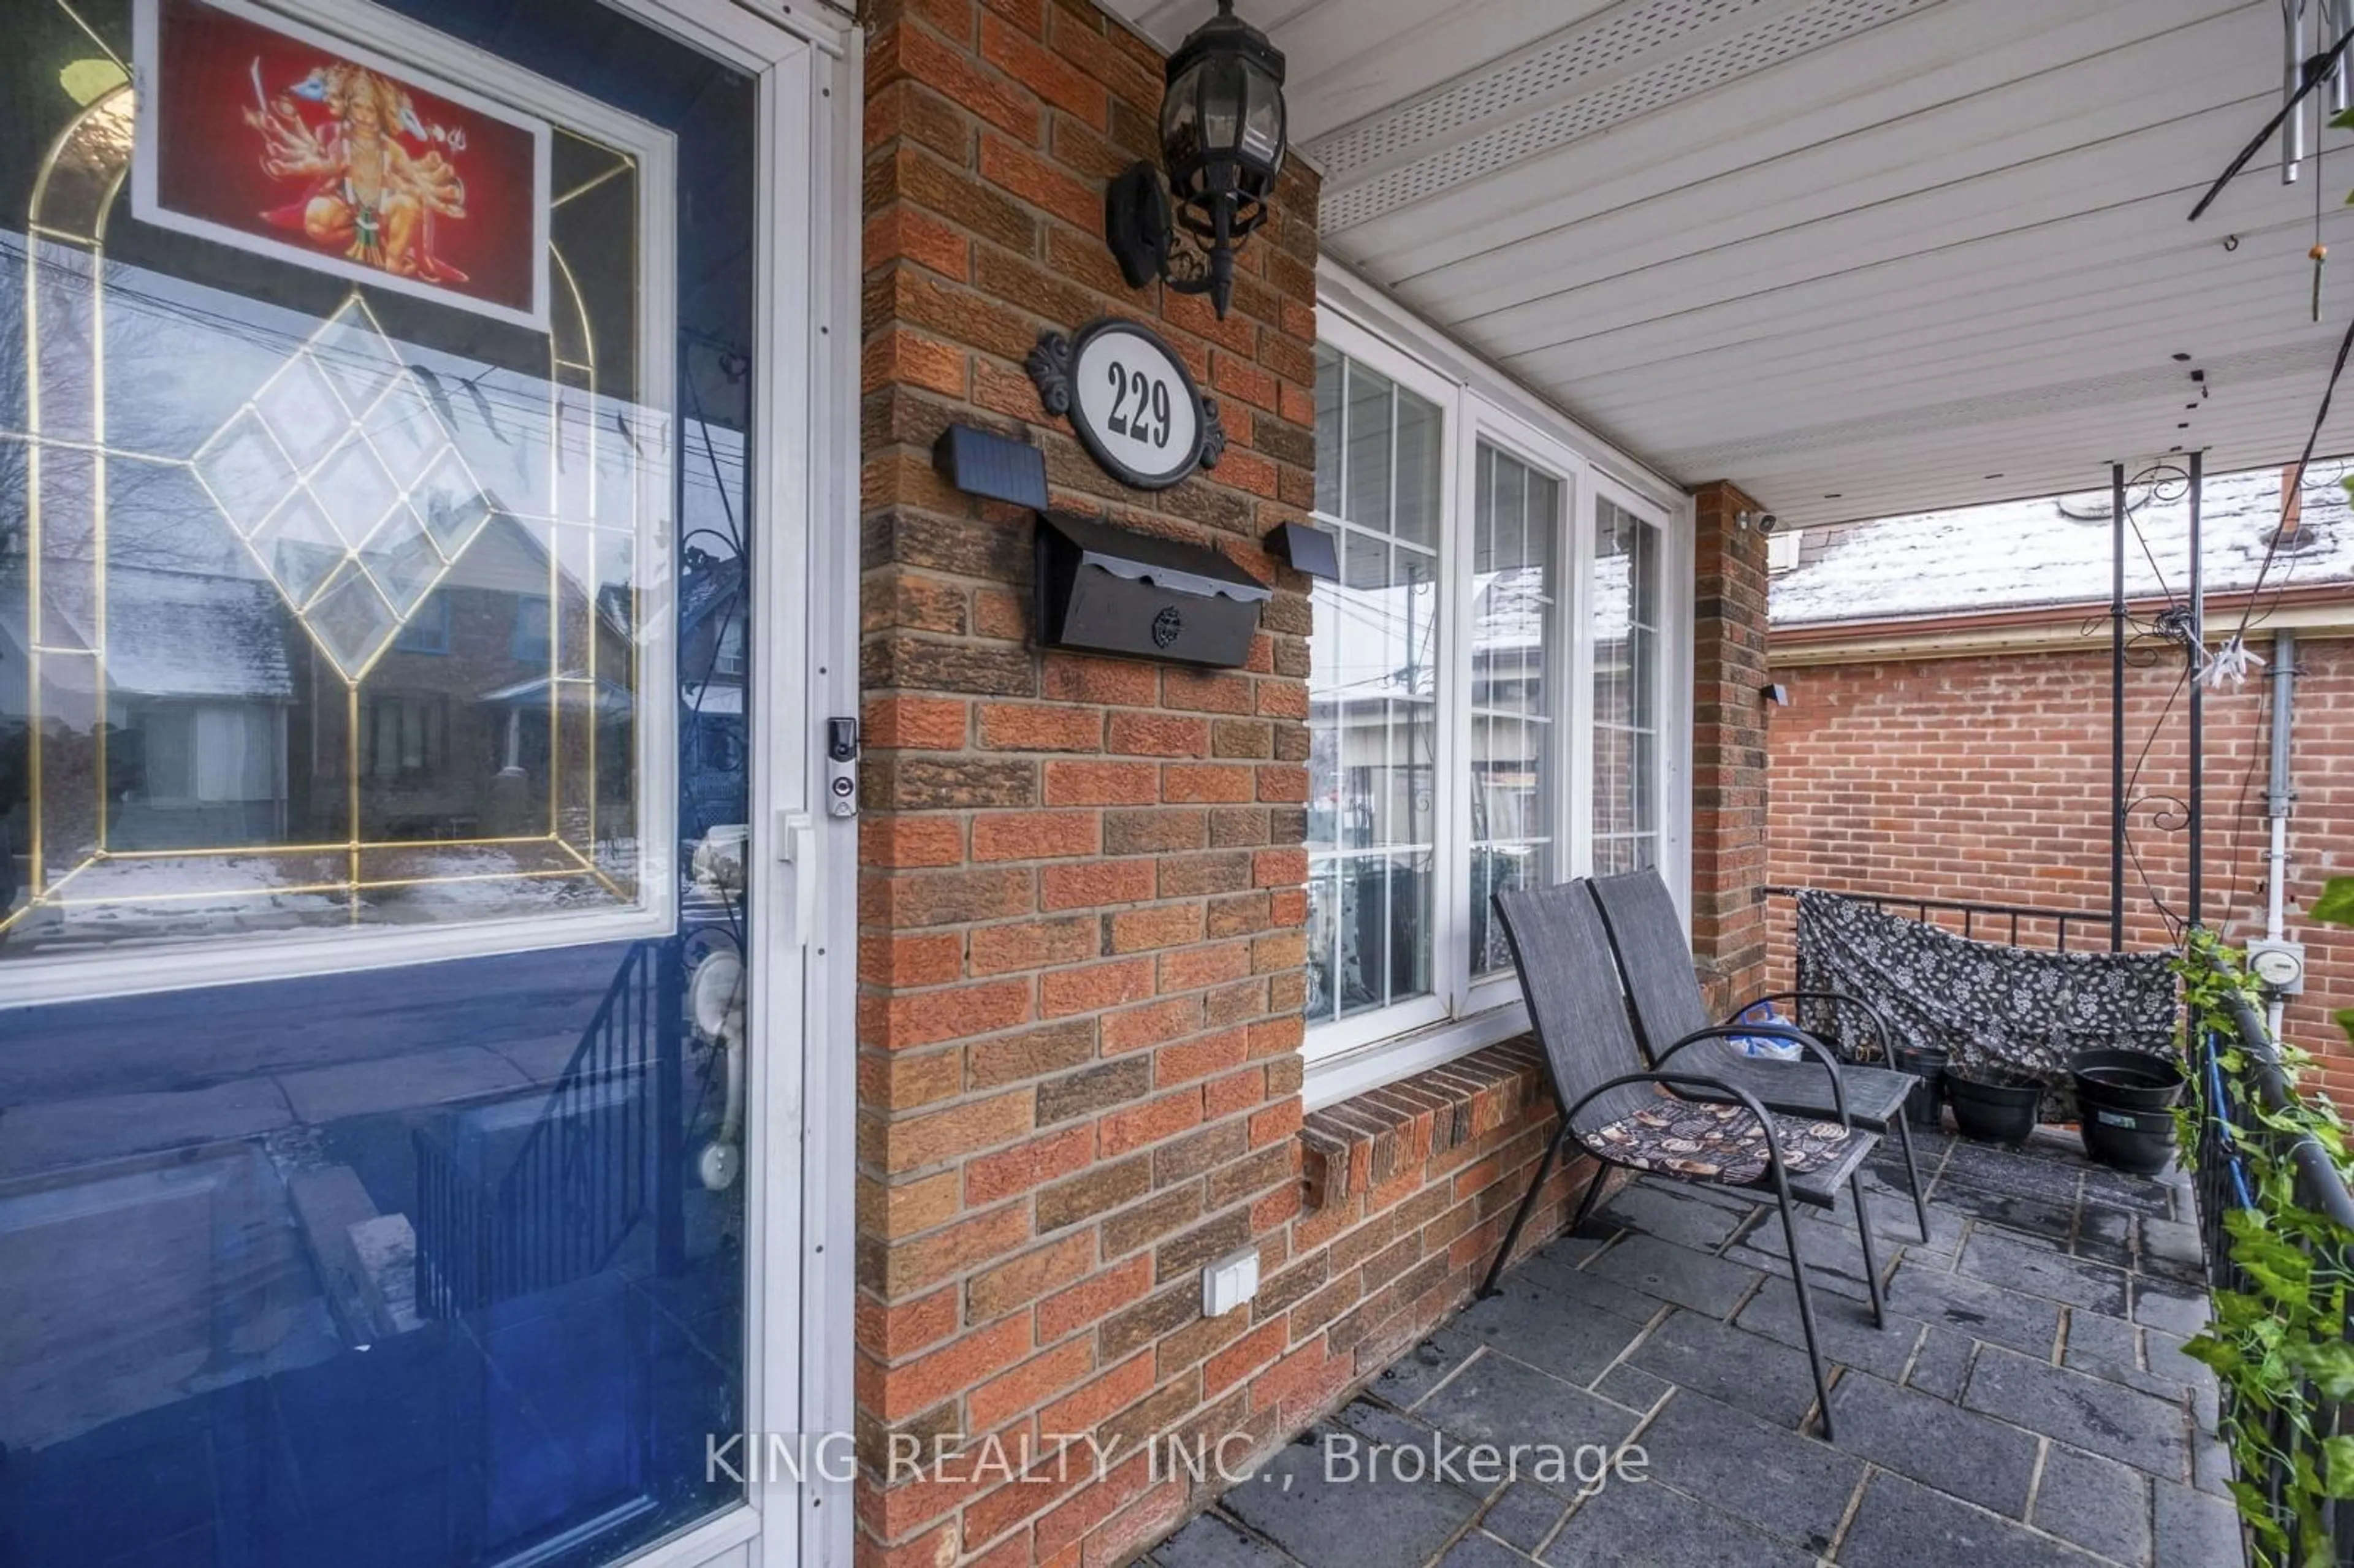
xmin=1791 ymin=890 xmax=2178 ymax=1115
xmin=1584 ymin=1098 xmax=1857 ymax=1187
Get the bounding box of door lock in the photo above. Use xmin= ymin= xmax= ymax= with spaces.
xmin=825 ymin=717 xmax=859 ymax=818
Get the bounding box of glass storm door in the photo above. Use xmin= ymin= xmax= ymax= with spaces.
xmin=0 ymin=2 xmax=804 ymax=1565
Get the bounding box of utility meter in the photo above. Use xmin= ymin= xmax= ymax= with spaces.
xmin=2247 ymin=938 xmax=2307 ymax=995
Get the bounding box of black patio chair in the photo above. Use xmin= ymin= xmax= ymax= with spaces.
xmin=1477 ymin=881 xmax=1884 ymax=1440
xmin=1587 ymin=869 xmax=1933 ymax=1245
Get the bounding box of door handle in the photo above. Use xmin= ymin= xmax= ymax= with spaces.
xmin=777 ymin=810 xmax=817 ymax=946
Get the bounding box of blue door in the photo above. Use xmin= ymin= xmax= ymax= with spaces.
xmin=0 ymin=2 xmax=785 ymax=1562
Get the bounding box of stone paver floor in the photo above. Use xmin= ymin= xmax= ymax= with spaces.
xmin=1152 ymin=1128 xmax=2242 ymax=1568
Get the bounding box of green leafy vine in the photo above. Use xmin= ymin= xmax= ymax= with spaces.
xmin=2174 ymin=888 xmax=2354 ymax=1568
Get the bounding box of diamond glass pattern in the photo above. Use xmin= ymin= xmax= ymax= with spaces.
xmin=366 ymin=374 xmax=447 ymax=478
xmin=248 ymin=489 xmax=347 ymax=609
xmin=10 ymin=68 xmax=661 ymax=994
xmin=307 ymin=561 xmax=399 ymax=677
xmin=196 ymin=297 xmax=495 ymax=681
xmin=308 ymin=435 xmax=402 ymax=548
xmin=309 ymin=302 xmax=407 ymax=417
xmin=411 ymin=449 xmax=495 ymax=557
xmin=359 ymin=505 xmax=444 ymax=615
xmin=253 ymin=353 xmax=349 ymax=471
xmin=192 ymin=409 xmax=299 ymax=535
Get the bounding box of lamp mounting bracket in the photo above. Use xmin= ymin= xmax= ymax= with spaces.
xmin=1107 ymin=163 xmax=1171 ymax=292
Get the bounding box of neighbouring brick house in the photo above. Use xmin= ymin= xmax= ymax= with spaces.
xmin=1766 ymin=463 xmax=2354 ymax=1095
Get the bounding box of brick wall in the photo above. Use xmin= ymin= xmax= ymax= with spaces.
xmin=853 ymin=5 xmax=1603 ymax=1567
xmin=1689 ymin=482 xmax=1772 ymax=1011
xmin=1764 ymin=632 xmax=2354 ymax=1098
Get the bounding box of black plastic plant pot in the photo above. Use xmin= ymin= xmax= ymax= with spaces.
xmin=2079 ymin=1100 xmax=2179 ymax=1175
xmin=1892 ymin=1044 xmax=1949 ymax=1134
xmin=2070 ymin=1048 xmax=2184 ymax=1174
xmin=2068 ymin=1048 xmax=2187 ymax=1113
xmin=1945 ymin=1068 xmax=2043 ymax=1145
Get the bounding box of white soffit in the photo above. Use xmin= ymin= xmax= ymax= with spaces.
xmin=1107 ymin=0 xmax=2354 ymax=528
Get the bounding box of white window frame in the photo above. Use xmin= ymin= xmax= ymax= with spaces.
xmin=1586 ymin=467 xmax=1683 ymax=888
xmin=1303 ymin=316 xmax=1459 ymax=1059
xmin=1458 ymin=400 xmax=1584 ymax=1022
xmin=1304 ymin=268 xmax=1693 ymax=1110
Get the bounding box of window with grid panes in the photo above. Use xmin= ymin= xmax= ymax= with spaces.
xmin=1593 ymin=497 xmax=1664 ymax=873
xmin=1305 ymin=346 xmax=1443 ymax=1024
xmin=1468 ymin=443 xmax=1559 ymax=978
xmin=1302 ymin=313 xmax=1686 ymax=1081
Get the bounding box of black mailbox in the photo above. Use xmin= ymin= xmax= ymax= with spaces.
xmin=1033 ymin=511 xmax=1271 ymax=669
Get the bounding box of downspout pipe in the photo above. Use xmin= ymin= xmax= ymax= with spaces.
xmin=2111 ymin=463 xmax=2127 ymax=953
xmin=2267 ymin=628 xmax=2299 ymax=1036
xmin=2187 ymin=451 xmax=2206 ymax=932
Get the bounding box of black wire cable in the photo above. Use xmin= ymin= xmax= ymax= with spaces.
xmin=2228 ymin=310 xmax=2354 ymax=651
xmin=2189 ymin=19 xmax=2354 ymax=221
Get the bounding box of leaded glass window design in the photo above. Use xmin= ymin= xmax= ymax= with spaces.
xmin=1 ymin=40 xmax=671 ymax=988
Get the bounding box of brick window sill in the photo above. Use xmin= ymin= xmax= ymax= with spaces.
xmin=1297 ymin=1036 xmax=1553 ymax=1212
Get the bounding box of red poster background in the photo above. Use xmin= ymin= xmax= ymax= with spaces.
xmin=148 ymin=0 xmax=542 ymax=318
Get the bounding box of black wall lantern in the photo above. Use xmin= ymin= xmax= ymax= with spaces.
xmin=1105 ymin=0 xmax=1287 ymax=320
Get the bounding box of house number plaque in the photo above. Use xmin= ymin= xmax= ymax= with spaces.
xmin=1027 ymin=318 xmax=1225 ymax=491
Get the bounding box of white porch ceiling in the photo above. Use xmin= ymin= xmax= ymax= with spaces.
xmin=1108 ymin=0 xmax=2354 ymax=528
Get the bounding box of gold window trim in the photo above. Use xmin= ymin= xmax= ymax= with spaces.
xmin=5 ymin=82 xmax=658 ymax=951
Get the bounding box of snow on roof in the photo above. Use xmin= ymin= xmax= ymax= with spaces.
xmin=1771 ymin=462 xmax=2354 ymax=628
xmin=1471 ymin=565 xmax=1550 ymax=651
xmin=1 ymin=560 xmax=292 ymax=702
xmin=105 ymin=571 xmax=292 ymax=699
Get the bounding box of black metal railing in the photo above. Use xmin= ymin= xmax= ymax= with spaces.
xmin=2188 ymin=973 xmax=2354 ymax=1567
xmin=1762 ymin=885 xmax=2118 ymax=953
xmin=413 ymin=942 xmax=682 ymax=1317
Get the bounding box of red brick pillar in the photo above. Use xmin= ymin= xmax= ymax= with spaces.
xmin=1690 ymin=481 xmax=1771 ymax=1012
xmin=856 ymin=3 xmax=1322 ymax=1564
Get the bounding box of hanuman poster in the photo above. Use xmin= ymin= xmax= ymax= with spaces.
xmin=132 ymin=0 xmax=551 ymax=328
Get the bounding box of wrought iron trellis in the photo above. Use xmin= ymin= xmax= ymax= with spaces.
xmin=2103 ymin=455 xmax=2217 ymax=948
xmin=1761 ymin=886 xmax=2117 ymax=954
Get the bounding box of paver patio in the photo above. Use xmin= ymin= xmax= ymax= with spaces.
xmin=1151 ymin=1129 xmax=2242 ymax=1568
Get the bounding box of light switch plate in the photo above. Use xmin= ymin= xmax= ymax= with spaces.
xmin=1203 ymin=1246 xmax=1260 ymax=1317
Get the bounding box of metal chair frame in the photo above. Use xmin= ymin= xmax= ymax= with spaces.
xmin=1588 ymin=872 xmax=1935 ymax=1246
xmin=1475 ymin=883 xmax=1887 ymax=1441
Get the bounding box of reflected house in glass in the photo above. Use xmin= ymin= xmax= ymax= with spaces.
xmin=1591 ymin=498 xmax=1663 ymax=877
xmin=1304 ymin=347 xmax=1442 ymax=1024
xmin=0 ymin=78 xmax=666 ymax=988
xmin=0 ymin=555 xmax=296 ymax=853
xmin=0 ymin=7 xmax=760 ymax=1567
xmin=1303 ymin=463 xmax=1558 ymax=1007
xmin=676 ymin=546 xmax=748 ymax=840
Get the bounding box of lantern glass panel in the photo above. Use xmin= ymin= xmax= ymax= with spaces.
xmin=1161 ymin=64 xmax=1202 ymax=170
xmin=1240 ymin=67 xmax=1284 ymax=177
xmin=1200 ymin=57 xmax=1244 ymax=161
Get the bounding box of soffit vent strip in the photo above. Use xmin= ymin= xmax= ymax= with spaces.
xmin=1312 ymin=0 xmax=1941 ymax=235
